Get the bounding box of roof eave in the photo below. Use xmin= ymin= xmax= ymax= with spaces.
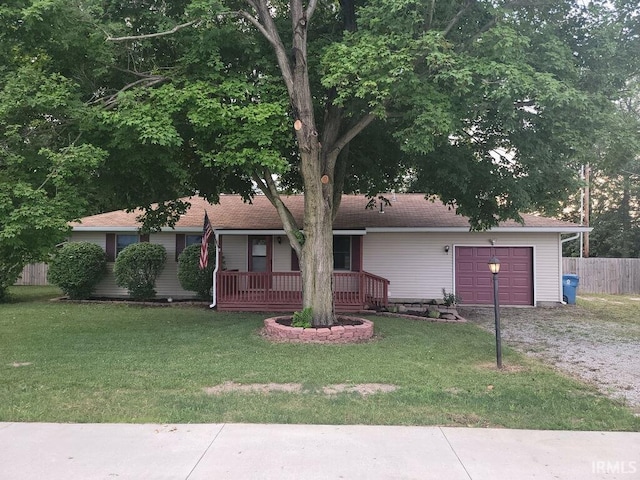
xmin=365 ymin=226 xmax=592 ymax=233
xmin=72 ymin=225 xmax=591 ymax=234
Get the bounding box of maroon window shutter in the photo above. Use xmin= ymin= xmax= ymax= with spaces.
xmin=351 ymin=236 xmax=362 ymax=271
xmin=105 ymin=234 xmax=116 ymax=262
xmin=140 ymin=233 xmax=150 ymax=242
xmin=291 ymin=248 xmax=300 ymax=271
xmin=175 ymin=234 xmax=186 ymax=261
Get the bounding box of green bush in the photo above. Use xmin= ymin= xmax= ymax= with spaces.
xmin=114 ymin=242 xmax=166 ymax=300
xmin=291 ymin=307 xmax=313 ymax=328
xmin=442 ymin=288 xmax=462 ymax=306
xmin=47 ymin=242 xmax=107 ymax=299
xmin=177 ymin=243 xmax=216 ymax=300
xmin=427 ymin=308 xmax=440 ymax=319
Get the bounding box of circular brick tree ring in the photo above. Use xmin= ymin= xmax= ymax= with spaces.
xmin=263 ymin=316 xmax=374 ymax=344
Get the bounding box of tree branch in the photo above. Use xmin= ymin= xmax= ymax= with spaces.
xmin=455 ymin=0 xmax=548 ymax=47
xmin=106 ymin=20 xmax=198 ymax=42
xmin=426 ymin=0 xmax=436 ymax=30
xmin=305 ymin=0 xmax=319 ymax=22
xmin=514 ymin=99 xmax=536 ymax=108
xmin=37 ymin=133 xmax=83 ymax=192
xmin=242 ymin=0 xmax=294 ymax=94
xmin=239 ymin=10 xmax=276 ymax=46
xmin=331 ymin=144 xmax=349 ymax=221
xmin=253 ymin=170 xmax=302 ymax=254
xmin=443 ymin=0 xmax=474 ymax=37
xmin=88 ymin=76 xmax=166 ymax=108
xmin=331 ymin=113 xmax=376 ymax=157
xmin=465 ymin=17 xmax=498 ymax=45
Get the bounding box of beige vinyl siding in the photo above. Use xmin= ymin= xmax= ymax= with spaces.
xmin=70 ymin=230 xmax=562 ymax=303
xmin=363 ymin=233 xmax=449 ymax=301
xmin=363 ymin=232 xmax=561 ymax=304
xmin=272 ymin=236 xmax=292 ymax=272
xmin=69 ymin=232 xmax=106 ymax=249
xmin=220 ymin=235 xmax=247 ymax=271
xmin=149 ymin=233 xmax=196 ymax=298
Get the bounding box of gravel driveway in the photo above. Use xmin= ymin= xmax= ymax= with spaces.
xmin=458 ymin=297 xmax=640 ymax=413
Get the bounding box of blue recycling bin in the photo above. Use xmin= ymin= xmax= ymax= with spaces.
xmin=562 ymin=274 xmax=579 ymax=305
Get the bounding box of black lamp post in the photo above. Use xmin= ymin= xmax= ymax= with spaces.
xmin=488 ymin=256 xmax=503 ymax=369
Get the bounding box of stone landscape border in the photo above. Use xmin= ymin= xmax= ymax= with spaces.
xmin=263 ymin=316 xmax=374 ymax=343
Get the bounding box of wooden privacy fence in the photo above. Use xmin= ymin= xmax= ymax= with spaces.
xmin=563 ymin=257 xmax=640 ymax=294
xmin=15 ymin=263 xmax=49 ymax=286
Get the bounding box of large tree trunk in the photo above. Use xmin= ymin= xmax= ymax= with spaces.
xmin=243 ymin=0 xmax=369 ymax=326
xmin=298 ymin=136 xmax=337 ymax=326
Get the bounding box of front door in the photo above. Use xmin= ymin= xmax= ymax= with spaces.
xmin=248 ymin=236 xmax=272 ymax=289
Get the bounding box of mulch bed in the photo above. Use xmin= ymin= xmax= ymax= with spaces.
xmin=275 ymin=316 xmax=364 ymax=327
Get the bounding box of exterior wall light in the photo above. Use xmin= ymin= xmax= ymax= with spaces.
xmin=444 ymin=245 xmax=450 ymax=254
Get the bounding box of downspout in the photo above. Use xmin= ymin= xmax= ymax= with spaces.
xmin=561 ymin=233 xmax=580 ymax=245
xmin=209 ymin=231 xmax=220 ymax=309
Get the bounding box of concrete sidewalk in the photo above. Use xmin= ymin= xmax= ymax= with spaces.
xmin=0 ymin=423 xmax=638 ymax=479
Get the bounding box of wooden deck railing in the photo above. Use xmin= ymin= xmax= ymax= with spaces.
xmin=216 ymin=270 xmax=389 ymax=312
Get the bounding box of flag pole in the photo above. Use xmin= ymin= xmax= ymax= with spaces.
xmin=210 ymin=231 xmax=219 ymax=309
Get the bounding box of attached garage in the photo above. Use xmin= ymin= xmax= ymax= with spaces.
xmin=455 ymin=246 xmax=534 ymax=306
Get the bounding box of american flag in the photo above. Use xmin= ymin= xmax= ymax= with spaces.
xmin=199 ymin=212 xmax=214 ymax=269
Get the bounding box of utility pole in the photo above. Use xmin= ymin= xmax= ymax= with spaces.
xmin=584 ymin=163 xmax=590 ymax=258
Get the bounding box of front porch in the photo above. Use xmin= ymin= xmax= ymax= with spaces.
xmin=216 ymin=271 xmax=389 ymax=312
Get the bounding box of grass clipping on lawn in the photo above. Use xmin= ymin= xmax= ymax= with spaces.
xmin=203 ymin=382 xmax=398 ymax=396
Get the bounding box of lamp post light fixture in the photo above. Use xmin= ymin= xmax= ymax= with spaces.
xmin=488 ymin=256 xmax=503 ymax=369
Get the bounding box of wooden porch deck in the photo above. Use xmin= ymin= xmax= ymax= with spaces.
xmin=216 ymin=271 xmax=389 ymax=312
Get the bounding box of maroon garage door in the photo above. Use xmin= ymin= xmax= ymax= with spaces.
xmin=455 ymin=246 xmax=534 ymax=306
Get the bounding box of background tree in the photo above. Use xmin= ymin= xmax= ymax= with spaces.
xmin=579 ymin=77 xmax=640 ymax=258
xmin=0 ymin=2 xmax=109 ymax=300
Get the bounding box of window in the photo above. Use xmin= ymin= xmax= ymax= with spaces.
xmin=106 ymin=233 xmax=148 ymax=262
xmin=333 ymin=236 xmax=351 ymax=270
xmin=116 ymin=235 xmax=139 ymax=256
xmin=175 ymin=234 xmax=205 ymax=261
xmin=290 ymin=235 xmax=360 ymax=272
xmin=186 ymin=234 xmax=202 ymax=247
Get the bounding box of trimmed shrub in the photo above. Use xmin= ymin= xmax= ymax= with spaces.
xmin=114 ymin=242 xmax=166 ymax=300
xmin=177 ymin=243 xmax=216 ymax=300
xmin=47 ymin=242 xmax=107 ymax=299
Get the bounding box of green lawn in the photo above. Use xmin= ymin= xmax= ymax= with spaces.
xmin=1 ymin=286 xmax=638 ymax=430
